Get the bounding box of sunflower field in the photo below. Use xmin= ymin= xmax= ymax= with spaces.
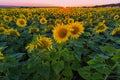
xmin=0 ymin=7 xmax=120 ymax=80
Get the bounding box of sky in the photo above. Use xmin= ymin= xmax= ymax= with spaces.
xmin=0 ymin=0 xmax=119 ymax=7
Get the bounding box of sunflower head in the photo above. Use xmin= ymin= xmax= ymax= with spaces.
xmin=16 ymin=18 xmax=27 ymax=28
xmin=110 ymin=27 xmax=120 ymax=35
xmin=48 ymin=18 xmax=54 ymax=24
xmin=3 ymin=16 xmax=12 ymax=22
xmin=29 ymin=28 xmax=40 ymax=34
xmin=69 ymin=22 xmax=84 ymax=39
xmin=53 ymin=24 xmax=70 ymax=43
xmin=40 ymin=18 xmax=47 ymax=24
xmin=0 ymin=22 xmax=3 ymax=25
xmin=26 ymin=43 xmax=37 ymax=52
xmin=95 ymin=23 xmax=108 ymax=34
xmin=55 ymin=19 xmax=61 ymax=25
xmin=0 ymin=52 xmax=4 ymax=60
xmin=7 ymin=29 xmax=20 ymax=36
xmin=0 ymin=27 xmax=7 ymax=34
xmin=36 ymin=36 xmax=53 ymax=50
xmin=68 ymin=18 xmax=74 ymax=24
xmin=44 ymin=25 xmax=54 ymax=32
xmin=19 ymin=14 xmax=26 ymax=19
xmin=114 ymin=15 xmax=119 ymax=20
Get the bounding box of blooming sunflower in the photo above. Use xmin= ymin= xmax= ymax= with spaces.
xmin=68 ymin=18 xmax=74 ymax=24
xmin=40 ymin=18 xmax=47 ymax=24
xmin=114 ymin=15 xmax=119 ymax=20
xmin=3 ymin=15 xmax=12 ymax=22
xmin=95 ymin=23 xmax=108 ymax=33
xmin=69 ymin=22 xmax=84 ymax=39
xmin=55 ymin=19 xmax=61 ymax=25
xmin=0 ymin=52 xmax=4 ymax=60
xmin=110 ymin=27 xmax=120 ymax=35
xmin=0 ymin=27 xmax=7 ymax=34
xmin=53 ymin=25 xmax=69 ymax=43
xmin=16 ymin=18 xmax=27 ymax=28
xmin=36 ymin=37 xmax=53 ymax=50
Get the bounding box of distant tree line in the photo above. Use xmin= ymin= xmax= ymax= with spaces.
xmin=93 ymin=3 xmax=120 ymax=8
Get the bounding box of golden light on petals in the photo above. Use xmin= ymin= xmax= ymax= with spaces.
xmin=37 ymin=37 xmax=53 ymax=50
xmin=40 ymin=18 xmax=47 ymax=24
xmin=69 ymin=22 xmax=84 ymax=39
xmin=53 ymin=25 xmax=69 ymax=43
xmin=16 ymin=18 xmax=27 ymax=28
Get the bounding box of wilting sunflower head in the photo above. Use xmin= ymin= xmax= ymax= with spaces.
xmin=69 ymin=22 xmax=84 ymax=39
xmin=40 ymin=18 xmax=47 ymax=24
xmin=0 ymin=52 xmax=4 ymax=60
xmin=16 ymin=18 xmax=27 ymax=28
xmin=29 ymin=28 xmax=40 ymax=34
xmin=110 ymin=27 xmax=120 ymax=35
xmin=36 ymin=36 xmax=53 ymax=50
xmin=95 ymin=23 xmax=108 ymax=34
xmin=53 ymin=24 xmax=70 ymax=43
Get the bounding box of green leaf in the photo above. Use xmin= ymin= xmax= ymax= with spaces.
xmin=111 ymin=50 xmax=120 ymax=62
xmin=91 ymin=72 xmax=103 ymax=80
xmin=10 ymin=53 xmax=25 ymax=61
xmin=61 ymin=48 xmax=74 ymax=62
xmin=78 ymin=66 xmax=92 ymax=80
xmin=115 ymin=40 xmax=120 ymax=44
xmin=63 ymin=65 xmax=73 ymax=79
xmin=87 ymin=55 xmax=105 ymax=65
xmin=94 ymin=64 xmax=111 ymax=75
xmin=100 ymin=46 xmax=117 ymax=56
xmin=52 ymin=60 xmax=64 ymax=75
xmin=38 ymin=61 xmax=50 ymax=80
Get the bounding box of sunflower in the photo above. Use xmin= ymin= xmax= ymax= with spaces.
xmin=69 ymin=22 xmax=84 ymax=39
xmin=0 ymin=52 xmax=4 ymax=60
xmin=0 ymin=27 xmax=7 ymax=34
xmin=29 ymin=28 xmax=40 ymax=34
xmin=19 ymin=14 xmax=26 ymax=19
xmin=44 ymin=25 xmax=54 ymax=32
xmin=68 ymin=18 xmax=74 ymax=24
xmin=40 ymin=18 xmax=47 ymax=24
xmin=48 ymin=18 xmax=54 ymax=24
xmin=114 ymin=15 xmax=119 ymax=20
xmin=7 ymin=29 xmax=20 ymax=36
xmin=26 ymin=43 xmax=37 ymax=52
xmin=3 ymin=15 xmax=12 ymax=22
xmin=95 ymin=23 xmax=108 ymax=33
xmin=53 ymin=25 xmax=69 ymax=43
xmin=16 ymin=18 xmax=27 ymax=28
xmin=110 ymin=27 xmax=120 ymax=35
xmin=36 ymin=37 xmax=53 ymax=50
xmin=0 ymin=22 xmax=3 ymax=25
xmin=55 ymin=19 xmax=61 ymax=25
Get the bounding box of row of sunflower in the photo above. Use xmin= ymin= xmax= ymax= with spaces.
xmin=0 ymin=7 xmax=120 ymax=80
